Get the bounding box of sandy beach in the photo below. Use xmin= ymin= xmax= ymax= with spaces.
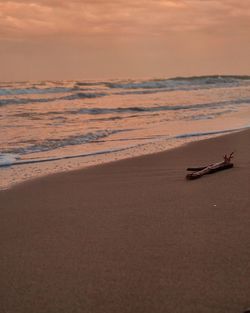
xmin=1 ymin=129 xmax=250 ymax=313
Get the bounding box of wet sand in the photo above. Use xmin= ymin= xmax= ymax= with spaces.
xmin=1 ymin=129 xmax=250 ymax=313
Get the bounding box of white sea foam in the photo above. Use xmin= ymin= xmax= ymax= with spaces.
xmin=0 ymin=146 xmax=137 ymax=168
xmin=0 ymin=153 xmax=20 ymax=167
xmin=1 ymin=126 xmax=248 ymax=169
xmin=2 ymin=129 xmax=134 ymax=156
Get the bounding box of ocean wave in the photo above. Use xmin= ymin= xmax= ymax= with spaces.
xmin=0 ymin=153 xmax=20 ymax=166
xmin=0 ymin=92 xmax=107 ymax=106
xmin=1 ymin=126 xmax=248 ymax=168
xmin=74 ymin=81 xmax=109 ymax=87
xmin=0 ymin=87 xmax=76 ymax=96
xmin=2 ymin=95 xmax=248 ymax=114
xmin=62 ymin=92 xmax=107 ymax=100
xmin=184 ymin=109 xmax=236 ymax=121
xmin=106 ymin=75 xmax=250 ymax=90
xmin=0 ymin=97 xmax=55 ymax=106
xmin=0 ymin=147 xmax=130 ymax=168
xmin=171 ymin=75 xmax=250 ymax=82
xmin=2 ymin=75 xmax=249 ymax=96
xmin=71 ymin=98 xmax=250 ymax=115
xmin=2 ymin=129 xmax=130 ymax=155
xmin=1 ymin=75 xmax=250 ymax=107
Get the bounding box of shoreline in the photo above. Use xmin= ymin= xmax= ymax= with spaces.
xmin=1 ymin=127 xmax=248 ymax=192
xmin=1 ymin=129 xmax=250 ymax=313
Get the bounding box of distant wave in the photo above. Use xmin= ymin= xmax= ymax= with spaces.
xmin=0 ymin=92 xmax=107 ymax=106
xmin=1 ymin=75 xmax=250 ymax=107
xmin=69 ymin=98 xmax=250 ymax=115
xmin=106 ymin=75 xmax=250 ymax=90
xmin=171 ymin=75 xmax=250 ymax=82
xmin=0 ymin=87 xmax=76 ymax=96
xmin=74 ymin=81 xmax=109 ymax=87
xmin=0 ymin=97 xmax=55 ymax=106
xmin=183 ymin=109 xmax=235 ymax=121
xmin=2 ymin=94 xmax=249 ymax=115
xmin=63 ymin=92 xmax=107 ymax=100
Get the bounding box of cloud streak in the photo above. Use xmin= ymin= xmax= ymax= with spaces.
xmin=0 ymin=0 xmax=249 ymax=39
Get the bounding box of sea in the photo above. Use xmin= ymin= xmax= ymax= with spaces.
xmin=1 ymin=75 xmax=250 ymax=189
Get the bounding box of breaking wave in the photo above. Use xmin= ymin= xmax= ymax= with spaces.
xmin=1 ymin=126 xmax=249 ymax=168
xmin=3 ymin=129 xmax=129 ymax=155
xmin=106 ymin=75 xmax=250 ymax=90
xmin=0 ymin=147 xmax=130 ymax=168
xmin=1 ymin=75 xmax=250 ymax=107
xmin=69 ymin=98 xmax=250 ymax=115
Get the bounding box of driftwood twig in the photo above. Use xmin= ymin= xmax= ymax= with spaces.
xmin=186 ymin=152 xmax=234 ymax=180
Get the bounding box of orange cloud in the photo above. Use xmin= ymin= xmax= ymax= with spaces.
xmin=0 ymin=0 xmax=249 ymax=81
xmin=0 ymin=0 xmax=249 ymax=39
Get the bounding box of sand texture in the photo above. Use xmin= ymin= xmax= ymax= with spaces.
xmin=1 ymin=129 xmax=250 ymax=313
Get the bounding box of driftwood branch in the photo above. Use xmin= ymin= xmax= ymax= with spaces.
xmin=187 ymin=166 xmax=207 ymax=171
xmin=186 ymin=152 xmax=234 ymax=180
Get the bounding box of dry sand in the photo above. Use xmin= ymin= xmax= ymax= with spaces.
xmin=1 ymin=129 xmax=250 ymax=313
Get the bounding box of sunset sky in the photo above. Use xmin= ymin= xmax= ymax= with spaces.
xmin=0 ymin=0 xmax=250 ymax=81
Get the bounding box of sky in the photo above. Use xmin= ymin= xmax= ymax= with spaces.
xmin=0 ymin=0 xmax=250 ymax=81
